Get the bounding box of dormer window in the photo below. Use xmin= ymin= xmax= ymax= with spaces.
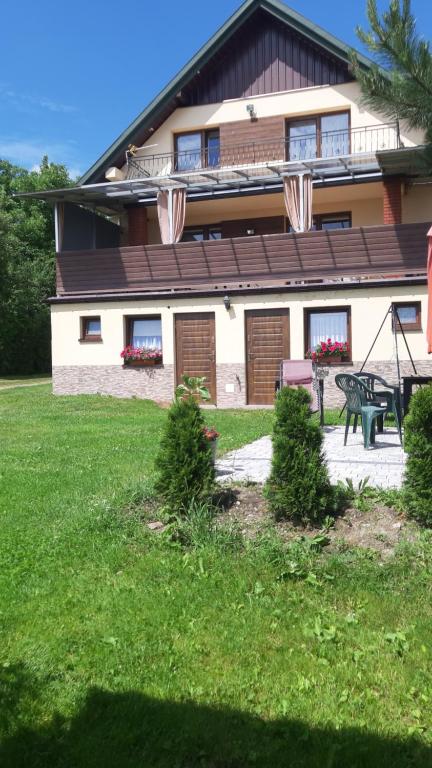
xmin=175 ymin=130 xmax=220 ymax=171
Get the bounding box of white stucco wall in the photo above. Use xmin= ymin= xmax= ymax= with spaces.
xmin=51 ymin=284 xmax=429 ymax=368
xmin=131 ymin=81 xmax=422 ymax=162
xmin=402 ymin=183 xmax=432 ymax=224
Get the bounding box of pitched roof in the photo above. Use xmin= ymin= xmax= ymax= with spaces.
xmin=80 ymin=0 xmax=375 ymax=185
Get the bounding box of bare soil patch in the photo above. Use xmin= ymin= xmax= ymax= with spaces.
xmin=215 ymin=484 xmax=417 ymax=556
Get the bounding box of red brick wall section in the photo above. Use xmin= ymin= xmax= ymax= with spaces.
xmin=383 ymin=177 xmax=402 ymax=225
xmin=127 ymin=206 xmax=148 ymax=246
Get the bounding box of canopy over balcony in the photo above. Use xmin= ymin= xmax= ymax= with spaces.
xmin=15 ymin=123 xmax=426 ymax=215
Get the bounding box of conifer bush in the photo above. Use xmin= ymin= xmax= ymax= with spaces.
xmin=403 ymin=385 xmax=432 ymax=525
xmin=155 ymin=397 xmax=214 ymax=514
xmin=264 ymin=386 xmax=334 ymax=523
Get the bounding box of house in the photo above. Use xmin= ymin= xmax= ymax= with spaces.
xmin=23 ymin=0 xmax=432 ymax=406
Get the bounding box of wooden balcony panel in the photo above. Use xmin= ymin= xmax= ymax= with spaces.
xmin=56 ymin=223 xmax=429 ymax=296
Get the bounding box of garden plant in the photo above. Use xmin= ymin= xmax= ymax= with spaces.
xmin=155 ymin=377 xmax=214 ymax=513
xmin=403 ymin=384 xmax=432 ymax=525
xmin=265 ymin=386 xmax=336 ymax=522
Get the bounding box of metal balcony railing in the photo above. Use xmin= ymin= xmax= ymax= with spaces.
xmin=125 ymin=122 xmax=401 ymax=180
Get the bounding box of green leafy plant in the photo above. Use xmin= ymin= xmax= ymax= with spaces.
xmin=155 ymin=397 xmax=214 ymax=514
xmin=403 ymin=385 xmax=432 ymax=525
xmin=384 ymin=630 xmax=410 ymax=657
xmin=344 ymin=477 xmax=376 ymax=512
xmin=175 ymin=375 xmax=210 ymax=402
xmin=264 ymin=387 xmax=337 ymax=523
xmin=168 ymin=500 xmax=242 ymax=551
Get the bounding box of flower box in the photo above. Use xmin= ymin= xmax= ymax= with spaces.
xmin=307 ymin=338 xmax=349 ymax=364
xmin=125 ymin=358 xmax=162 ymax=367
xmin=120 ymin=345 xmax=163 ymax=366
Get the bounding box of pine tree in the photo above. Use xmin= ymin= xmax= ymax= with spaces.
xmin=264 ymin=387 xmax=334 ymax=523
xmin=352 ymin=0 xmax=432 ymax=169
xmin=155 ymin=397 xmax=214 ymax=514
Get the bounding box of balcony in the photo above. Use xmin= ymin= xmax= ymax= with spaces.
xmin=55 ymin=221 xmax=429 ymax=298
xmin=125 ymin=122 xmax=401 ymax=182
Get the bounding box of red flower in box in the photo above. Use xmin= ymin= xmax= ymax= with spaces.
xmin=202 ymin=426 xmax=220 ymax=442
xmin=306 ymin=339 xmax=349 ymax=361
xmin=121 ymin=346 xmax=163 ymax=363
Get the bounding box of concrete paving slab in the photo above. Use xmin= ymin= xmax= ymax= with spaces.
xmin=216 ymin=427 xmax=405 ymax=489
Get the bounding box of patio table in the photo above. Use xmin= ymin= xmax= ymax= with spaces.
xmin=403 ymin=376 xmax=432 ymax=414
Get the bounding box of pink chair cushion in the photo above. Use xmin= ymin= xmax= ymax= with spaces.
xmin=280 ymin=360 xmax=318 ymax=411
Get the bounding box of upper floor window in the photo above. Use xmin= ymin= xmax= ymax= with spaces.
xmin=287 ymin=211 xmax=351 ymax=233
xmin=314 ymin=212 xmax=352 ymax=230
xmin=175 ymin=129 xmax=220 ymax=172
xmin=181 ymin=226 xmax=222 ymax=242
xmin=286 ymin=112 xmax=350 ymax=162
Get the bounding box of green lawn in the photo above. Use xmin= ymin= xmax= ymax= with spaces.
xmin=0 ymin=374 xmax=51 ymax=389
xmin=0 ymin=386 xmax=431 ymax=767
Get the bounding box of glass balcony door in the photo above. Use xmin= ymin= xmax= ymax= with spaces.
xmin=175 ymin=130 xmax=220 ymax=172
xmin=287 ymin=112 xmax=349 ymax=161
xmin=287 ymin=119 xmax=317 ymax=161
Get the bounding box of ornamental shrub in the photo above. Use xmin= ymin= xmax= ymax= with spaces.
xmin=403 ymin=385 xmax=432 ymax=525
xmin=155 ymin=397 xmax=214 ymax=514
xmin=264 ymin=386 xmax=334 ymax=523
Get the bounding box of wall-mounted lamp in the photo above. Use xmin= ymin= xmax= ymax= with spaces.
xmin=246 ymin=103 xmax=257 ymax=121
xmin=246 ymin=228 xmax=255 ymax=236
xmin=223 ymin=295 xmax=231 ymax=311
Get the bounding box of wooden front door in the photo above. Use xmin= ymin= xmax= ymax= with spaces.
xmin=246 ymin=309 xmax=290 ymax=405
xmin=175 ymin=312 xmax=217 ymax=403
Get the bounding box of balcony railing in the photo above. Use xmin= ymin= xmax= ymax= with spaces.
xmin=126 ymin=122 xmax=401 ymax=180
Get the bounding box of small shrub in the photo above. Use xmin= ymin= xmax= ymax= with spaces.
xmin=264 ymin=386 xmax=335 ymax=523
xmin=403 ymin=385 xmax=432 ymax=525
xmin=155 ymin=397 xmax=214 ymax=514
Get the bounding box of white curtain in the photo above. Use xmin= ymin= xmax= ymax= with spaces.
xmin=283 ymin=174 xmax=312 ymax=233
xmin=310 ymin=312 xmax=347 ymax=348
xmin=131 ymin=319 xmax=162 ymax=349
xmin=157 ymin=188 xmax=186 ymax=244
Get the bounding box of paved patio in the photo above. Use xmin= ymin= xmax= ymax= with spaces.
xmin=216 ymin=427 xmax=406 ymax=489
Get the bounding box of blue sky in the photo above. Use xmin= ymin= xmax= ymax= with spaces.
xmin=0 ymin=0 xmax=429 ymax=180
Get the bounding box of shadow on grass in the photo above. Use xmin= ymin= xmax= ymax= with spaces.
xmin=0 ymin=665 xmax=430 ymax=768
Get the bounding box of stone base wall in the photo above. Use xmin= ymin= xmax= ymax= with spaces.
xmin=216 ymin=363 xmax=247 ymax=407
xmin=52 ymin=360 xmax=432 ymax=409
xmin=52 ymin=364 xmax=175 ymax=402
xmin=323 ymin=360 xmax=432 ymax=408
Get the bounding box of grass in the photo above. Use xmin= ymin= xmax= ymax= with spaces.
xmin=0 ymin=386 xmax=431 ymax=767
xmin=0 ymin=373 xmax=51 ymax=389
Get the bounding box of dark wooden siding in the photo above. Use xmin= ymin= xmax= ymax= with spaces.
xmin=56 ymin=223 xmax=428 ymax=296
xmin=184 ymin=9 xmax=352 ymax=105
xmin=220 ymin=116 xmax=286 ymax=165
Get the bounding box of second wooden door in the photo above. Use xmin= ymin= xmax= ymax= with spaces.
xmin=175 ymin=312 xmax=217 ymax=403
xmin=246 ymin=309 xmax=290 ymax=405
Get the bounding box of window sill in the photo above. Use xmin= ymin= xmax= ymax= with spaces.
xmin=395 ymin=327 xmax=422 ymax=333
xmin=79 ymin=337 xmax=103 ymax=343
